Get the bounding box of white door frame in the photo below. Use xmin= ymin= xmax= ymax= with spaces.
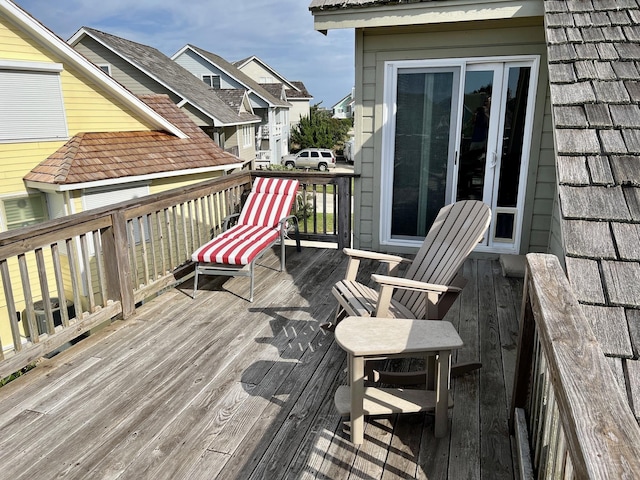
xmin=380 ymin=55 xmax=539 ymax=253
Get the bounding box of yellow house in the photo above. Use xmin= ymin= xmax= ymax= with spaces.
xmin=0 ymin=0 xmax=242 ymax=351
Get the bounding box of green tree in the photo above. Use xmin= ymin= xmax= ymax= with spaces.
xmin=290 ymin=104 xmax=351 ymax=150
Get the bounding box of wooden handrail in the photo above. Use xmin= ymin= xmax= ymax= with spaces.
xmin=511 ymin=253 xmax=640 ymax=478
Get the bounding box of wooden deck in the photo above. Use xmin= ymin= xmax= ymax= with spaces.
xmin=0 ymin=245 xmax=522 ymax=479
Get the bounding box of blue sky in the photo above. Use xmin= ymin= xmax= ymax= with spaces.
xmin=13 ymin=0 xmax=354 ymax=108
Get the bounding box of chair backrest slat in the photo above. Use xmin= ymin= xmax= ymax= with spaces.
xmin=395 ymin=200 xmax=491 ymax=318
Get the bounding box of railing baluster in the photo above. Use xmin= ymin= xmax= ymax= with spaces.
xmin=165 ymin=208 xmax=175 ymax=271
xmin=0 ymin=259 xmax=20 ymax=353
xmin=79 ymin=233 xmax=96 ymax=312
xmin=50 ymin=242 xmax=71 ymax=327
xmin=180 ymin=203 xmax=188 ymax=264
xmin=137 ymin=216 xmax=149 ymax=286
xmin=34 ymin=248 xmax=55 ymax=335
xmin=18 ymin=253 xmax=38 ymax=343
xmin=92 ymin=231 xmax=107 ymax=307
xmin=66 ymin=238 xmax=84 ymax=321
xmin=148 ymin=212 xmax=158 ymax=281
xmin=156 ymin=210 xmax=166 ymax=275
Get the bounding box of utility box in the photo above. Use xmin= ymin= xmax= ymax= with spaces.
xmin=22 ymin=298 xmax=75 ymax=337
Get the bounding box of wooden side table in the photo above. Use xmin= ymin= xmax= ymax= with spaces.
xmin=334 ymin=317 xmax=464 ymax=445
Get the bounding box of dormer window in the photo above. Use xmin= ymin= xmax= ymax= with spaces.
xmin=202 ymin=74 xmax=220 ymax=89
xmin=98 ymin=64 xmax=111 ymax=76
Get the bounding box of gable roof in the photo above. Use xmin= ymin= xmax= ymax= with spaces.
xmin=0 ymin=0 xmax=187 ymax=139
xmin=24 ymin=95 xmax=242 ymax=191
xmin=260 ymin=82 xmax=285 ymax=100
xmin=215 ymin=89 xmax=251 ymax=115
xmin=69 ymin=28 xmax=260 ymax=127
xmin=233 ymin=55 xmax=298 ymax=90
xmin=544 ymin=1 xmax=640 ymax=421
xmin=286 ymin=81 xmax=313 ymax=100
xmin=173 ymin=45 xmax=290 ymax=108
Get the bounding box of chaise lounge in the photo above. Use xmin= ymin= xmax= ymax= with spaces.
xmin=191 ymin=177 xmax=300 ymax=301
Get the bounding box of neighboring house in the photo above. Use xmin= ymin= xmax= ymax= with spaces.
xmin=0 ymin=0 xmax=242 ymax=350
xmin=234 ymin=55 xmax=313 ymax=129
xmin=172 ymin=45 xmax=291 ymax=166
xmin=69 ymin=28 xmax=261 ymax=164
xmin=309 ymin=0 xmax=640 ymax=424
xmin=332 ymin=90 xmax=354 ymax=119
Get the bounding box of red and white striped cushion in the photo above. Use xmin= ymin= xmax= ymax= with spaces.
xmin=192 ymin=177 xmax=299 ymax=266
xmin=192 ymin=225 xmax=279 ymax=265
xmin=238 ymin=177 xmax=299 ymax=228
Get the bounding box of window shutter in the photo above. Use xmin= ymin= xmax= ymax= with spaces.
xmin=0 ymin=69 xmax=68 ymax=142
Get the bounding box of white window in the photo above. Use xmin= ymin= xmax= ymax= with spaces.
xmin=83 ymin=184 xmax=150 ymax=244
xmin=0 ymin=193 xmax=48 ymax=231
xmin=202 ymin=74 xmax=220 ymax=89
xmin=98 ymin=64 xmax=111 ymax=76
xmin=0 ymin=60 xmax=68 ymax=143
xmin=242 ymin=125 xmax=253 ymax=148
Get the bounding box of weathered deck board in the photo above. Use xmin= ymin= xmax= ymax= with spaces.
xmin=0 ymin=247 xmax=521 ymax=480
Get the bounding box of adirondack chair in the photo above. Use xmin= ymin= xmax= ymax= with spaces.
xmin=331 ymin=200 xmax=491 ymax=381
xmin=192 ymin=177 xmax=300 ymax=302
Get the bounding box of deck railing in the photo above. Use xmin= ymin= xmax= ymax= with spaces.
xmin=0 ymin=170 xmax=355 ymax=379
xmin=511 ymin=254 xmax=640 ymax=479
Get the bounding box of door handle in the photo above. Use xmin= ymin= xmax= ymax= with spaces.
xmin=490 ymin=151 xmax=497 ymax=169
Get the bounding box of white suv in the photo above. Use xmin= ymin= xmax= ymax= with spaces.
xmin=281 ymin=148 xmax=336 ymax=171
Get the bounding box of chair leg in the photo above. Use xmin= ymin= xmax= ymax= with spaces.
xmin=193 ymin=265 xmax=199 ymax=298
xmin=249 ymin=262 xmax=254 ymax=302
xmin=280 ymin=229 xmax=286 ymax=272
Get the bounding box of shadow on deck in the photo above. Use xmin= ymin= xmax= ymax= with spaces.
xmin=0 ymin=245 xmax=522 ymax=479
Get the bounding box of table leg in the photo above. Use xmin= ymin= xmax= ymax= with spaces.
xmin=435 ymin=350 xmax=451 ymax=437
xmin=350 ymin=354 xmax=365 ymax=445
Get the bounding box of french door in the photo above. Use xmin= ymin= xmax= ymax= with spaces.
xmin=381 ymin=56 xmax=538 ymax=252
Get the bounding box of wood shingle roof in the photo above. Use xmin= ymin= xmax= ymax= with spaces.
xmin=79 ymin=28 xmax=260 ymax=127
xmin=24 ymin=95 xmax=242 ymax=186
xmin=545 ymin=0 xmax=640 ymax=422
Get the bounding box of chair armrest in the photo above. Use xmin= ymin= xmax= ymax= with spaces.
xmin=343 ymin=248 xmax=409 ymax=264
xmin=371 ymin=274 xmax=462 ymax=294
xmin=279 ymin=214 xmax=301 ymax=252
xmin=372 ymin=274 xmax=462 ymax=318
xmin=342 ymin=248 xmax=410 ymax=280
xmin=222 ymin=213 xmax=241 ymax=231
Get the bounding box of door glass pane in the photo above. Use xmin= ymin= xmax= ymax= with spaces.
xmin=456 ymin=70 xmax=494 ymax=201
xmin=391 ymin=71 xmax=455 ymax=238
xmin=493 ymin=66 xmax=531 ymax=242
xmin=496 ymin=66 xmax=531 ymax=209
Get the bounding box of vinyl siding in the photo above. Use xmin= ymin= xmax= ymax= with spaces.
xmin=237 ymin=61 xmax=278 ymax=84
xmin=173 ymin=50 xmax=239 ymax=90
xmin=354 ymin=17 xmax=553 ymax=254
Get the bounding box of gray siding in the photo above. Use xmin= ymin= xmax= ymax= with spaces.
xmin=174 ymin=50 xmax=269 ymax=109
xmin=74 ymin=37 xmax=215 ymax=130
xmin=354 ymin=18 xmax=554 ymax=254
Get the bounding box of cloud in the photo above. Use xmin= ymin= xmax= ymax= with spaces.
xmin=13 ymin=0 xmax=354 ymax=106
